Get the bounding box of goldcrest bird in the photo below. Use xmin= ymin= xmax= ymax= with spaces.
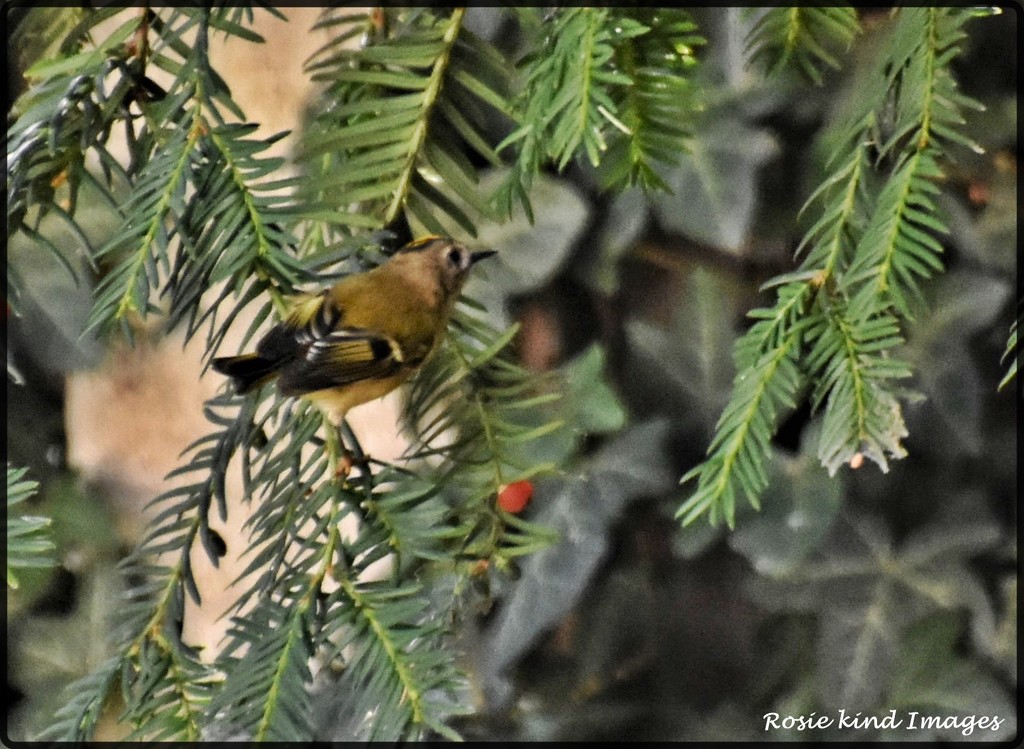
xmin=212 ymin=235 xmax=496 ymax=423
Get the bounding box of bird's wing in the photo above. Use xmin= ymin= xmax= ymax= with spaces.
xmin=277 ymin=326 xmax=407 ymax=396
xmin=259 ymin=287 xmax=435 ymax=396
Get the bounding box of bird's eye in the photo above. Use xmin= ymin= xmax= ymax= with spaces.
xmin=446 ymin=248 xmax=464 ymax=268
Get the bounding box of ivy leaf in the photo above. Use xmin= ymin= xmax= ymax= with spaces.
xmin=513 ymin=343 xmax=627 ymax=471
xmin=562 ymin=343 xmax=628 ymax=436
xmin=747 ymin=506 xmax=1002 ymax=712
xmin=971 ymin=573 xmax=1016 ymax=681
xmin=729 ymin=426 xmax=844 ymax=576
xmin=650 ymin=113 xmax=778 ymax=253
xmin=6 ymin=189 xmax=110 ymax=372
xmin=9 ymin=564 xmax=120 ymax=740
xmin=903 ymin=270 xmax=1011 ymax=454
xmin=571 ymin=186 xmax=649 ymax=296
xmin=885 ymin=613 xmax=1016 ymax=740
xmin=625 ymin=266 xmax=739 ymax=436
xmin=940 ymin=170 xmax=1017 ymax=275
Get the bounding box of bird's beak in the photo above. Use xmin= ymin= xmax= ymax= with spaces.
xmin=470 ymin=249 xmax=497 ymax=265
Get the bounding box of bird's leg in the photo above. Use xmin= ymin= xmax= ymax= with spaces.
xmin=319 ymin=407 xmax=364 ymax=483
xmin=338 ymin=420 xmax=372 ymax=476
xmin=322 ymin=421 xmax=346 ymax=484
xmin=335 ymin=447 xmax=355 ymax=483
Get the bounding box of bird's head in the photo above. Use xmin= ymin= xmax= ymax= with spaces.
xmin=394 ymin=235 xmax=497 ymax=300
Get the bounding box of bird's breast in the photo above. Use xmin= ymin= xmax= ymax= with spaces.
xmin=306 ymin=373 xmax=411 ymax=424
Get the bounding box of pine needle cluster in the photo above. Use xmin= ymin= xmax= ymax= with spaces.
xmin=7 ymin=466 xmax=56 ymax=589
xmin=679 ymin=7 xmax=991 ymax=527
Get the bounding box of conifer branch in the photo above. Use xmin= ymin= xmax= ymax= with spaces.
xmin=680 ymin=7 xmax=985 ymax=525
xmin=679 ymin=321 xmax=805 ymax=528
xmin=6 ymin=465 xmax=55 ymax=588
xmin=496 ymin=8 xmax=704 ymax=215
xmin=746 ymin=7 xmax=860 ymax=84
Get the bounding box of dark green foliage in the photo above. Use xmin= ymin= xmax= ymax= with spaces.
xmin=678 ymin=311 xmax=805 ymax=526
xmin=211 ymin=596 xmax=317 ymax=741
xmin=6 ymin=465 xmax=55 ymax=589
xmin=406 ymin=305 xmax=562 ymax=569
xmin=748 ymin=508 xmax=1006 ymax=717
xmin=597 ymin=10 xmax=705 ymax=192
xmin=495 ymin=8 xmax=704 ymax=216
xmin=7 ymin=10 xmax=580 ymax=735
xmin=7 ymin=7 xmax=303 ymax=353
xmin=42 ymin=657 xmax=124 ymax=741
xmin=7 ymin=5 xmax=1015 ymax=743
xmin=746 ymin=7 xmax=860 ymax=84
xmin=297 ymin=7 xmax=510 ymax=245
xmin=679 ymin=7 xmax=991 ymax=527
xmin=8 ymin=6 xmax=505 ymax=739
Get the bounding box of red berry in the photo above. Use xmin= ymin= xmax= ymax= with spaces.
xmin=498 ymin=480 xmax=533 ymax=514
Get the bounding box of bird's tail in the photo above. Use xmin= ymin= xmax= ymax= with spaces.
xmin=212 ymin=354 xmax=280 ymax=394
